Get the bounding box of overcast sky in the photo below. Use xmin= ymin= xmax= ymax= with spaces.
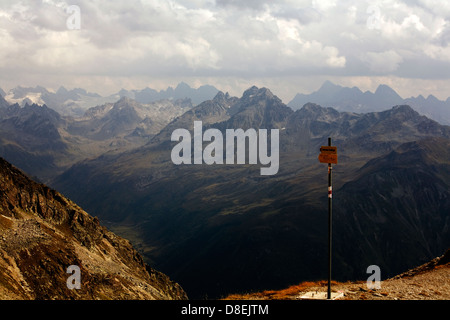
xmin=1 ymin=0 xmax=450 ymax=102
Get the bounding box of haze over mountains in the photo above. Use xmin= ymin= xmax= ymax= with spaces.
xmin=2 ymin=81 xmax=449 ymax=126
xmin=0 ymin=82 xmax=449 ymax=299
xmin=0 ymin=82 xmax=218 ymax=118
xmin=288 ymin=80 xmax=450 ymax=125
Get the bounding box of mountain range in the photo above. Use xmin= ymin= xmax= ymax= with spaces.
xmin=0 ymin=96 xmax=192 ymax=182
xmin=0 ymin=83 xmax=449 ymax=299
xmin=47 ymin=86 xmax=450 ymax=299
xmin=288 ymin=80 xmax=450 ymax=125
xmin=117 ymin=82 xmax=219 ymax=106
xmin=3 ymin=80 xmax=449 ymax=126
xmin=0 ymin=82 xmax=218 ymax=117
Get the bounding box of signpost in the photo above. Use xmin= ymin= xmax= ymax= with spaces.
xmin=318 ymin=153 xmax=337 ymax=164
xmin=319 ymin=146 xmax=337 ymax=154
xmin=318 ymin=138 xmax=337 ymax=300
xmin=318 ymin=146 xmax=337 ymax=164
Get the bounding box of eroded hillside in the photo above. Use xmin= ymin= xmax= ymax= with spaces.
xmin=0 ymin=157 xmax=187 ymax=300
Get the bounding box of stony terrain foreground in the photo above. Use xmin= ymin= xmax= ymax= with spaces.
xmin=224 ymin=249 xmax=449 ymax=300
xmin=297 ymin=249 xmax=450 ymax=300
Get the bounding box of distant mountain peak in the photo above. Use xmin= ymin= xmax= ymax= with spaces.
xmin=301 ymin=102 xmax=323 ymax=112
xmin=242 ymin=86 xmax=275 ymax=100
xmin=111 ymin=97 xmax=141 ymax=117
xmin=286 ymin=81 xmax=450 ymax=124
xmin=375 ymin=83 xmax=392 ymax=91
xmin=317 ymin=80 xmax=342 ymax=95
xmin=116 ymin=83 xmax=219 ymax=106
xmin=175 ymin=81 xmax=191 ymax=90
xmin=298 ymin=102 xmax=340 ymax=120
xmin=116 ymin=95 xmax=133 ymax=103
xmin=390 ymin=104 xmax=418 ymax=116
xmin=243 ymin=85 xmax=259 ymax=96
xmin=319 ymin=80 xmax=340 ymax=89
xmin=56 ymin=86 xmax=68 ymax=94
xmin=213 ymin=91 xmax=227 ymax=101
xmin=426 ymin=94 xmax=439 ymax=102
xmin=375 ymin=84 xmax=403 ymax=99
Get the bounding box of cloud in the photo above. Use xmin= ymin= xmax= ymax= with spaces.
xmin=311 ymin=0 xmax=336 ymax=12
xmin=215 ymin=0 xmax=266 ymax=10
xmin=362 ymin=50 xmax=403 ymax=74
xmin=0 ymin=0 xmax=449 ymax=100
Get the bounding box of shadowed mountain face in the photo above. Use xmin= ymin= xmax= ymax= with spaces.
xmin=50 ymin=86 xmax=450 ymax=299
xmin=333 ymin=137 xmax=450 ymax=280
xmin=0 ymin=103 xmax=65 ymax=148
xmin=0 ymin=103 xmax=68 ymax=181
xmin=0 ymin=157 xmax=187 ymax=300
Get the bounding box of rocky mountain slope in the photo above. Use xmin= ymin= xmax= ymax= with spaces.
xmin=0 ymin=157 xmax=187 ymax=300
xmin=50 ymin=86 xmax=450 ymax=299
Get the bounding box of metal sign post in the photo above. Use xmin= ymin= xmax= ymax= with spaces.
xmin=318 ymin=137 xmax=337 ymax=300
xmin=327 ymin=137 xmax=332 ymax=300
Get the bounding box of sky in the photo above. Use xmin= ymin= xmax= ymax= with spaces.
xmin=1 ymin=0 xmax=450 ymax=103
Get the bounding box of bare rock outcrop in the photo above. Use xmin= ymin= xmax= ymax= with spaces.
xmin=0 ymin=157 xmax=187 ymax=300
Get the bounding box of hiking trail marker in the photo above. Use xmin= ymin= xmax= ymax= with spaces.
xmin=320 ymin=138 xmax=337 ymax=299
xmin=318 ymin=146 xmax=337 ymax=164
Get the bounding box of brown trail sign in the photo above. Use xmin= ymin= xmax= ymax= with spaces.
xmin=319 ymin=145 xmax=338 ymax=164
xmin=319 ymin=138 xmax=337 ymax=299
xmin=318 ymin=153 xmax=338 ymax=164
xmin=319 ymin=146 xmax=337 ymax=154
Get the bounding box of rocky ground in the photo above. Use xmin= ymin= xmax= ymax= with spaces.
xmin=297 ymin=261 xmax=449 ymax=300
xmin=298 ymin=249 xmax=450 ymax=300
xmin=224 ymin=249 xmax=449 ymax=300
xmin=0 ymin=157 xmax=187 ymax=300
